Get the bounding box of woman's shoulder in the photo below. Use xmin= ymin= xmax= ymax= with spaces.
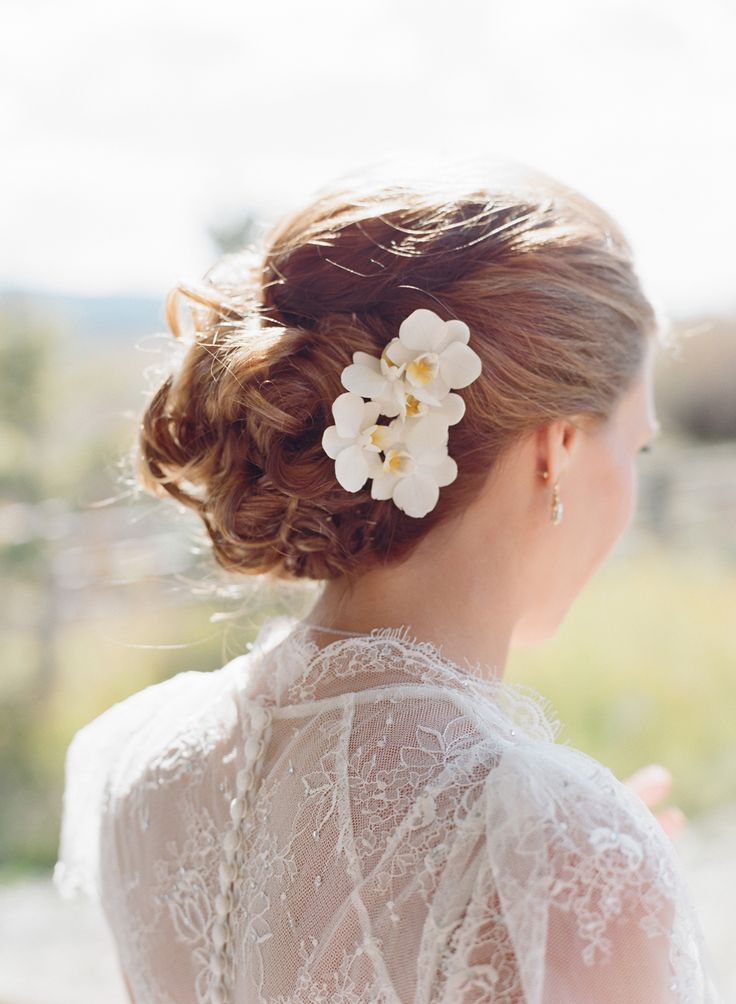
xmin=491 ymin=733 xmax=665 ymax=854
xmin=54 ymin=655 xmax=250 ymax=901
xmin=333 ymin=659 xmax=667 ymax=878
xmin=68 ymin=661 xmax=243 ymax=771
xmin=484 ymin=736 xmax=690 ymax=928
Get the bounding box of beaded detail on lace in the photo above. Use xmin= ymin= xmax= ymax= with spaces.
xmin=206 ymin=698 xmax=273 ymax=1004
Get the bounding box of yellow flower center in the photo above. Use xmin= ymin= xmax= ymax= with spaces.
xmin=406 ymin=352 xmax=439 ymax=387
xmin=383 ymin=447 xmax=414 ymax=477
xmin=404 ymin=394 xmax=424 ymax=417
xmin=362 ymin=424 xmax=391 ymax=452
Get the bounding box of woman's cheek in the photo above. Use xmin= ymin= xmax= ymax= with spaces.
xmin=597 ymin=448 xmax=637 ymax=545
xmin=615 ymin=454 xmax=638 ymax=535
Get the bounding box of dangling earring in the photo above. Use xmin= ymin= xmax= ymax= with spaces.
xmin=541 ymin=470 xmax=564 ymax=525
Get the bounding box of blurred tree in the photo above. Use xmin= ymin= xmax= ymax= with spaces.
xmin=0 ymin=305 xmax=62 ymax=871
xmin=655 ymin=318 xmax=736 ymax=442
xmin=0 ymin=306 xmax=56 ymax=503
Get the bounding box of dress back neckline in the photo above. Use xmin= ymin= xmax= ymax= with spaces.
xmin=239 ymin=613 xmax=564 ymax=745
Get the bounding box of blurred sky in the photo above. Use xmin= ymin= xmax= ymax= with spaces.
xmin=1 ymin=0 xmax=735 ymax=316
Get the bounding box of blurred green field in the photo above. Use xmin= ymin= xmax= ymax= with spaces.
xmin=507 ymin=540 xmax=736 ymax=814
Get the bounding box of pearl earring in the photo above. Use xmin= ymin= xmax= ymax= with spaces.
xmin=541 ymin=471 xmax=564 ymax=525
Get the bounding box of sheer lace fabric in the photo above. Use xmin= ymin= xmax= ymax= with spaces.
xmin=54 ymin=614 xmax=724 ymax=1003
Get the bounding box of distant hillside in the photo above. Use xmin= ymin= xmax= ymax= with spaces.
xmin=0 ymin=288 xmax=163 ymax=343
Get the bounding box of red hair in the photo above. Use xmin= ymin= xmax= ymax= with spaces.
xmin=136 ymin=164 xmax=658 ymax=584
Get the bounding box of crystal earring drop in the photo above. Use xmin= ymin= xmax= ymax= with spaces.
xmin=551 ymin=479 xmax=563 ymax=524
xmin=541 ymin=470 xmax=564 ymax=525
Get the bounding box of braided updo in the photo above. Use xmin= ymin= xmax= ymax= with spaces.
xmin=135 ymin=164 xmax=658 ymax=583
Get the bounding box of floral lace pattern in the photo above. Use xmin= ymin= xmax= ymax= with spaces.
xmin=54 ymin=614 xmax=724 ymax=1003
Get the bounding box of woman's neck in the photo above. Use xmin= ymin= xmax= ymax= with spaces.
xmin=304 ymin=532 xmax=520 ymax=682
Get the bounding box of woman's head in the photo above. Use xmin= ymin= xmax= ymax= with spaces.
xmin=136 ymin=161 xmax=661 ymax=597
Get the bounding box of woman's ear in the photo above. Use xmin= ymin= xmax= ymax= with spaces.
xmin=535 ymin=419 xmax=567 ymax=482
xmin=534 ymin=415 xmax=593 ymax=484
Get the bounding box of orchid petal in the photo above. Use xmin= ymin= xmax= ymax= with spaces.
xmin=321 ymin=425 xmax=352 ymax=460
xmin=404 ymin=413 xmax=450 ymax=454
xmin=332 ymin=391 xmax=370 ymax=439
xmin=382 ymin=339 xmax=413 ymax=367
xmin=359 ymin=400 xmax=381 ymax=429
xmin=375 ymin=395 xmax=403 ymax=419
xmin=416 ymin=445 xmax=452 ymax=467
xmin=433 ymin=392 xmax=466 ymax=425
xmin=352 ymin=351 xmax=381 ymax=370
xmin=432 ymin=454 xmax=458 ymax=487
xmin=393 ymin=471 xmax=440 ymax=518
xmin=438 ymin=342 xmax=482 ymax=389
xmin=341 ymin=363 xmax=388 ymax=400
xmin=398 ymin=308 xmax=447 ymax=352
xmin=409 ymin=375 xmax=450 ymax=406
xmin=334 ymin=444 xmax=371 ymax=492
xmin=443 ymin=319 xmax=471 ymax=346
xmin=364 ymin=451 xmax=385 ymax=479
xmin=370 ymin=472 xmax=398 ymax=500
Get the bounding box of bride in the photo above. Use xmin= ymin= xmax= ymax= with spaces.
xmin=54 ymin=161 xmax=724 ymax=1002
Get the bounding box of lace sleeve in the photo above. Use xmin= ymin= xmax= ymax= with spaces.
xmin=52 ymin=671 xmax=203 ymax=903
xmin=471 ymin=742 xmax=723 ymax=1003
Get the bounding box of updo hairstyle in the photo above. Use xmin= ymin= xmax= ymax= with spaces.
xmin=135 ymin=165 xmax=658 ymax=583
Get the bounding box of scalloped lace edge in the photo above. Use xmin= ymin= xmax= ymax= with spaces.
xmin=248 ymin=614 xmax=564 ymax=744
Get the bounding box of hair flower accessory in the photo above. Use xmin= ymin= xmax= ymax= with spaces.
xmin=322 ymin=308 xmax=482 ymax=518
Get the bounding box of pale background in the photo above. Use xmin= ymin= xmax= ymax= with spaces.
xmin=1 ymin=0 xmax=734 ymax=1000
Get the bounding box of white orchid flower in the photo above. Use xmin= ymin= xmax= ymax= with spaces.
xmin=403 ymin=389 xmax=467 ymax=425
xmin=369 ymin=413 xmax=458 ymax=518
xmin=341 ymin=349 xmax=469 ymax=423
xmin=382 ymin=308 xmax=482 ymax=407
xmin=339 ymin=350 xmax=408 ymax=418
xmin=322 ymin=308 xmax=481 ymax=515
xmin=321 ymin=392 xmax=389 ymax=492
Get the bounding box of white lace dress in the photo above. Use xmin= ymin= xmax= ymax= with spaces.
xmin=54 ymin=614 xmax=724 ymax=1003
